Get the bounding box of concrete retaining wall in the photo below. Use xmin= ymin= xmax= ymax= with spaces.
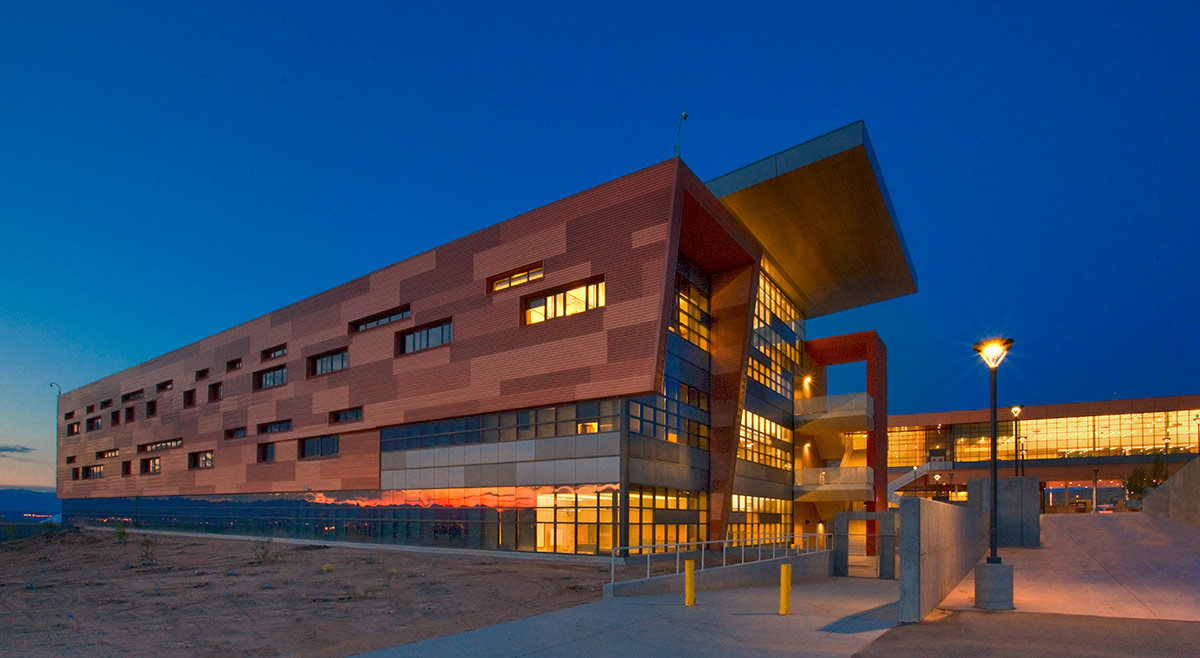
xmin=898 ymin=497 xmax=986 ymax=623
xmin=602 ymin=550 xmax=832 ymax=598
xmin=1144 ymin=457 xmax=1200 ymax=529
xmin=967 ymin=476 xmax=1040 ymax=547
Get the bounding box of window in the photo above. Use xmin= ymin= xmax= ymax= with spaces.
xmin=110 ymin=410 xmax=120 ymax=427
xmin=670 ymin=274 xmax=711 ymax=352
xmin=490 ymin=263 xmax=543 ymax=292
xmin=100 ymin=399 xmax=112 ymax=410
xmin=308 ymin=349 xmax=349 ymax=377
xmin=71 ymin=467 xmax=80 ymax=480
xmin=257 ymin=420 xmax=292 ymax=434
xmin=66 ymin=422 xmax=80 ymax=436
xmin=396 ymin=319 xmax=453 ymax=355
xmin=139 ymin=438 xmax=182 ymax=452
xmin=121 ymin=460 xmax=132 ymax=476
xmin=195 ymin=368 xmax=209 ymax=381
xmin=208 ymin=382 xmax=223 ymax=402
xmin=65 ymin=455 xmax=77 ymax=464
xmin=121 ymin=389 xmax=144 ymax=403
xmin=257 ymin=443 xmax=276 ymax=463
xmin=187 ymin=450 xmax=214 ymax=470
xmin=156 ymin=380 xmax=173 ymax=393
xmin=124 ymin=407 xmax=135 ymax=423
xmin=299 ymin=435 xmax=339 ymax=459
xmin=85 ymin=417 xmax=102 ymax=432
xmin=86 ymin=404 xmax=95 ymax=413
xmin=349 ymin=305 xmax=411 ymax=333
xmin=96 ymin=449 xmax=119 ymax=460
xmin=261 ymin=344 xmax=287 ymax=361
xmin=82 ymin=464 xmax=103 ymax=479
xmin=330 ymin=407 xmax=363 ymax=424
xmin=226 ymin=358 xmax=242 ymax=372
xmin=525 ymin=279 xmax=605 ymax=324
xmin=145 ymin=400 xmax=157 ymax=418
xmin=225 ymin=427 xmax=247 ymax=439
xmin=140 ymin=457 xmax=161 ymax=474
xmin=64 ymin=411 xmax=75 ymax=420
xmin=254 ymin=365 xmax=287 ymax=390
xmin=183 ymin=389 xmax=196 ymax=408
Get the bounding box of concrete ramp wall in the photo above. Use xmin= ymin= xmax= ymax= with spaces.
xmin=898 ymin=497 xmax=986 ymax=623
xmin=1144 ymin=457 xmax=1200 ymax=529
xmin=603 ymin=550 xmax=832 ymax=598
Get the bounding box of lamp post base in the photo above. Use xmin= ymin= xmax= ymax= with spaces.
xmin=974 ymin=562 xmax=1014 ymax=610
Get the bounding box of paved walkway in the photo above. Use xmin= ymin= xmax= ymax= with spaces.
xmin=356 ymin=577 xmax=899 ymax=658
xmin=939 ymin=513 xmax=1200 ymax=620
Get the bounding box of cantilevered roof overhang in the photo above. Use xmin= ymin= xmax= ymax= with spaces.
xmin=705 ymin=121 xmax=917 ymax=318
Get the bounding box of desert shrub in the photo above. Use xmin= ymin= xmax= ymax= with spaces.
xmin=138 ymin=536 xmax=156 ymax=564
xmin=115 ymin=523 xmax=128 ymax=544
xmin=252 ymin=538 xmax=278 ymax=564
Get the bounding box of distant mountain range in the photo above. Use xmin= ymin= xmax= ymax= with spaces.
xmin=0 ymin=488 xmax=60 ymax=519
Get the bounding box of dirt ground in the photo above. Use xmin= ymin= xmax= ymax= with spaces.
xmin=0 ymin=528 xmax=618 ymax=657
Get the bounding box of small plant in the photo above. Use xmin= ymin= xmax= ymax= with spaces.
xmin=251 ymin=538 xmax=277 ymax=564
xmin=41 ymin=522 xmax=57 ymax=537
xmin=320 ymin=563 xmax=335 ymax=573
xmin=138 ymin=536 xmax=156 ymax=564
xmin=114 ymin=523 xmax=128 ymax=544
xmin=4 ymin=525 xmax=17 ymax=542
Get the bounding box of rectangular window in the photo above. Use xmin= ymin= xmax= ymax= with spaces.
xmin=145 ymin=400 xmax=157 ymax=418
xmin=261 ymin=344 xmax=287 ymax=361
xmin=226 ymin=358 xmax=242 ymax=372
xmin=396 ymin=319 xmax=453 ymax=355
xmin=349 ymin=305 xmax=411 ymax=333
xmin=257 ymin=443 xmax=275 ymax=463
xmin=121 ymin=389 xmax=144 ymax=403
xmin=124 ymin=407 xmax=135 ymax=423
xmin=308 ymin=349 xmax=349 ymax=377
xmin=140 ymin=457 xmax=161 ymax=474
xmin=100 ymin=399 xmax=112 ymax=410
xmin=298 ymin=435 xmax=339 ymax=459
xmin=121 ymin=460 xmax=132 ymax=476
xmin=96 ymin=449 xmax=119 ymax=460
xmin=64 ymin=411 xmax=75 ymax=420
xmin=524 ymin=279 xmax=605 ymax=324
xmin=183 ymin=389 xmax=196 ymax=408
xmin=254 ymin=365 xmax=287 ymax=390
xmin=110 ymin=410 xmax=120 ymax=426
xmin=187 ymin=450 xmax=214 ymax=470
xmin=225 ymin=427 xmax=247 ymax=439
xmin=208 ymin=382 xmax=223 ymax=402
xmin=156 ymin=380 xmax=173 ymax=393
xmin=257 ymin=420 xmax=292 ymax=434
xmin=65 ymin=455 xmax=77 ymax=464
xmin=330 ymin=407 xmax=363 ymax=424
xmin=86 ymin=404 xmax=95 ymax=413
xmin=81 ymin=464 xmax=103 ymax=479
xmin=85 ymin=417 xmax=102 ymax=432
xmin=71 ymin=467 xmax=80 ymax=480
xmin=66 ymin=422 xmax=80 ymax=436
xmin=195 ymin=368 xmax=209 ymax=381
xmin=490 ymin=263 xmax=544 ymax=292
xmin=138 ymin=438 xmax=183 ymax=452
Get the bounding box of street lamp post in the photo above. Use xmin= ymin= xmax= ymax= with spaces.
xmin=1092 ymin=468 xmax=1099 ymax=513
xmin=1163 ymin=435 xmax=1170 ymax=482
xmin=1010 ymin=406 xmax=1022 ymax=477
xmin=974 ymin=337 xmax=1013 ymax=565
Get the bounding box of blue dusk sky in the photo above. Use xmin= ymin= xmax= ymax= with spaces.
xmin=1 ymin=3 xmax=1198 ymax=489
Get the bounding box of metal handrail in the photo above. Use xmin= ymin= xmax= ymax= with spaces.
xmin=609 ymin=532 xmax=832 ymax=584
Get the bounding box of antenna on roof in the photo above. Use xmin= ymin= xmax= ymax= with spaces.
xmin=674 ymin=108 xmax=688 ymax=158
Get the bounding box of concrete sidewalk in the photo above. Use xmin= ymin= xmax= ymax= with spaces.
xmin=355 ymin=577 xmax=899 ymax=658
xmin=940 ymin=513 xmax=1200 ymax=620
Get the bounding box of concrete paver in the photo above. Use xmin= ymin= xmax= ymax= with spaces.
xmin=356 ymin=577 xmax=899 ymax=658
xmin=939 ymin=513 xmax=1200 ymax=620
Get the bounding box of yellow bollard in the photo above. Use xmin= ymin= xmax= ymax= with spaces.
xmin=779 ymin=563 xmax=791 ymax=615
xmin=685 ymin=559 xmax=696 ymax=606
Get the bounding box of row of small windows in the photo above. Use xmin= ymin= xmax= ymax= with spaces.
xmin=69 ymin=435 xmax=342 ymax=481
xmin=381 ymin=400 xmax=621 ymax=452
xmin=628 ymin=393 xmax=710 ymax=450
xmin=66 ymin=269 xmax=608 ymax=430
xmin=669 ymin=274 xmax=711 ymax=352
xmin=738 ymin=410 xmax=794 ymax=471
